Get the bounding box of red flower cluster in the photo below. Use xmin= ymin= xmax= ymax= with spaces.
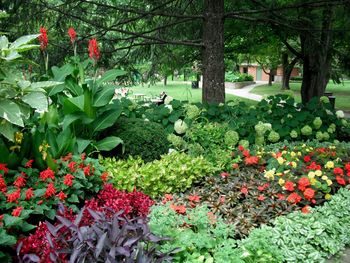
xmin=7 ymin=189 xmax=21 ymax=203
xmin=0 ymin=175 xmax=7 ymax=193
xmin=88 ymin=38 xmax=100 ymax=61
xmin=170 ymin=204 xmax=186 ymax=214
xmin=44 ymin=182 xmax=56 ymax=198
xmin=40 ymin=168 xmax=55 ymax=181
xmin=38 ymin=26 xmax=48 ymax=50
xmin=68 ymin=27 xmax=77 ymax=43
xmin=298 ymin=177 xmax=310 ymax=191
xmin=25 ymin=188 xmax=34 ymax=200
xmin=245 ymin=156 xmax=259 ymax=166
xmin=303 ymin=188 xmax=315 ymax=200
xmin=25 ymin=160 xmax=34 ymax=168
xmin=63 ymin=174 xmax=74 ymax=187
xmin=287 ymin=192 xmax=302 ymax=204
xmin=306 ymin=162 xmax=321 ymax=171
xmin=284 ymin=181 xmax=295 ymax=191
xmin=0 ymin=163 xmax=8 ymax=174
xmin=14 ymin=175 xmax=26 ymax=188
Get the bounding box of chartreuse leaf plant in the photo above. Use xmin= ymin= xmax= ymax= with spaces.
xmin=101 ymin=151 xmax=215 ymax=198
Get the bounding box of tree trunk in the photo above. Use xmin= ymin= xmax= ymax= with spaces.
xmin=282 ymin=54 xmax=298 ymax=90
xmin=268 ymin=73 xmax=273 ymax=86
xmin=202 ymin=0 xmax=225 ymax=104
xmin=300 ymin=7 xmax=333 ymax=104
xmin=164 ymin=75 xmax=167 ymax=86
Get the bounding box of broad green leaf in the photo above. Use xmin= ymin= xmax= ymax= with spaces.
xmin=22 ymin=92 xmax=48 ymax=111
xmin=0 ymin=36 xmax=9 ymax=49
xmin=34 ymin=188 xmax=46 ymax=197
xmin=96 ymin=69 xmax=126 ymax=86
xmin=77 ymin=138 xmax=91 ymax=153
xmin=14 ymin=44 xmax=40 ymax=52
xmin=18 ymin=103 xmax=31 ymax=119
xmin=9 ymin=34 xmax=40 ymax=49
xmin=95 ymin=136 xmax=123 ymax=151
xmin=0 ymin=99 xmax=23 ymax=126
xmin=93 ymin=85 xmax=115 ymax=107
xmin=65 ymin=75 xmax=83 ymax=96
xmin=3 ymin=214 xmax=22 ymax=227
xmin=21 ymin=222 xmax=36 ymax=232
xmin=3 ymin=50 xmax=21 ymax=61
xmin=67 ymin=194 xmax=79 ymax=203
xmin=83 ymin=88 xmax=95 ymax=118
xmin=63 ymin=95 xmax=85 ymax=114
xmin=18 ymin=80 xmax=31 ymax=89
xmin=52 ymin=64 xmax=74 ymax=82
xmin=31 ymin=81 xmax=63 ymax=89
xmin=0 ymin=120 xmax=17 ymax=141
xmin=0 ymin=229 xmax=16 ymax=246
xmin=91 ymin=109 xmax=121 ymax=134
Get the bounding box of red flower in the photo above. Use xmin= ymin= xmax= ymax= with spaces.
xmin=220 ymin=172 xmax=230 ymax=178
xmin=257 ymin=185 xmax=265 ymax=191
xmin=0 ymin=175 xmax=7 ymax=193
xmin=170 ymin=204 xmax=186 ymax=214
xmin=25 ymin=188 xmax=34 ymax=200
xmin=68 ymin=27 xmax=77 ymax=43
xmin=162 ymin=194 xmax=173 ymax=204
xmin=287 ymin=192 xmax=302 ymax=204
xmin=63 ymin=174 xmax=74 ymax=187
xmin=62 ymin=153 xmax=73 ymax=162
xmin=12 ymin=206 xmax=23 ymax=217
xmin=81 ymin=153 xmax=86 ymax=160
xmin=336 ymin=176 xmax=346 ymax=185
xmin=277 ymin=193 xmax=285 ymax=200
xmin=303 ymin=188 xmax=315 ymax=200
xmin=240 ymin=187 xmax=248 ymax=195
xmin=38 ymin=26 xmax=48 ymax=50
xmin=37 ymin=200 xmax=43 ymax=205
xmin=101 ymin=172 xmax=109 ymax=182
xmin=284 ymin=181 xmax=295 ymax=191
xmin=88 ymin=38 xmax=100 ymax=61
xmin=188 ymin=195 xmax=200 ymax=202
xmin=245 ymin=156 xmax=259 ymax=165
xmin=301 ymin=205 xmax=310 ymax=214
xmin=345 ymin=163 xmax=350 ymax=171
xmin=39 ymin=168 xmax=55 ymax=181
xmin=242 ymin=150 xmax=250 ymax=157
xmin=232 ymin=163 xmax=239 ymax=169
xmin=44 ymin=182 xmax=56 ymax=198
xmin=0 ymin=163 xmax=8 ymax=174
xmin=68 ymin=161 xmax=76 ymax=172
xmin=257 ymin=195 xmax=265 ymax=201
xmin=57 ymin=191 xmax=67 ymax=201
xmin=303 ymin=155 xmax=311 ymax=163
xmin=306 ymin=162 xmax=321 ymax=171
xmin=238 ymin=145 xmax=244 ymax=151
xmin=298 ymin=177 xmax=310 ymax=191
xmin=83 ymin=165 xmax=91 ymax=176
xmin=7 ymin=189 xmax=21 ymax=203
xmin=25 ymin=160 xmax=34 ymax=168
xmin=333 ymin=167 xmax=344 ymax=176
xmin=13 ymin=176 xmax=26 ymax=188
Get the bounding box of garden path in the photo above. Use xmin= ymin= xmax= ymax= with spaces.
xmin=225 ymin=81 xmax=266 ymax=101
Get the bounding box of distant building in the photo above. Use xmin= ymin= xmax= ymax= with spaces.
xmin=239 ymin=63 xmax=300 ymax=82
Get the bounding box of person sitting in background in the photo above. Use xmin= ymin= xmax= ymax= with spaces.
xmin=158 ymin=91 xmax=167 ymax=105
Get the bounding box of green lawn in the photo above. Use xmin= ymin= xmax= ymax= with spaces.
xmin=250 ymin=81 xmax=350 ymax=110
xmin=129 ymin=81 xmax=257 ymax=105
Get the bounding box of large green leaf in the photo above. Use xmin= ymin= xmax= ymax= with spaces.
xmin=62 ymin=113 xmax=84 ymax=130
xmin=31 ymin=81 xmax=63 ymax=89
xmin=52 ymin=64 xmax=75 ymax=82
xmin=95 ymin=136 xmax=123 ymax=151
xmin=77 ymin=138 xmax=91 ymax=153
xmin=83 ymin=88 xmax=95 ymax=118
xmin=22 ymin=92 xmax=48 ymax=111
xmin=91 ymin=109 xmax=121 ymax=134
xmin=63 ymin=95 xmax=85 ymax=114
xmin=0 ymin=229 xmax=16 ymax=246
xmin=0 ymin=99 xmax=23 ymax=126
xmin=93 ymin=85 xmax=116 ymax=107
xmin=65 ymin=75 xmax=83 ymax=96
xmin=9 ymin=34 xmax=40 ymax=49
xmin=3 ymin=214 xmax=22 ymax=227
xmin=3 ymin=50 xmax=21 ymax=61
xmin=0 ymin=120 xmax=17 ymax=141
xmin=96 ymin=69 xmax=126 ymax=86
xmin=0 ymin=36 xmax=9 ymax=49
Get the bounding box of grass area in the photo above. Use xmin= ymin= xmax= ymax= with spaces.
xmin=250 ymin=81 xmax=350 ymax=110
xmin=129 ymin=81 xmax=257 ymax=105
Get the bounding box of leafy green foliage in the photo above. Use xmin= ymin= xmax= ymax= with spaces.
xmin=236 ymin=186 xmax=350 ymax=262
xmin=107 ymin=117 xmax=169 ymax=162
xmin=149 ymin=204 xmax=240 ymax=263
xmin=101 ymin=151 xmax=214 ymax=198
xmin=225 ymin=71 xmax=254 ymax=82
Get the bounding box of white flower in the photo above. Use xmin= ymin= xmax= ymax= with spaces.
xmin=164 ymin=96 xmax=173 ymax=105
xmin=174 ymin=119 xmax=188 ymax=134
xmin=165 ymin=104 xmax=173 ymax=113
xmin=336 ymin=110 xmax=345 ymax=118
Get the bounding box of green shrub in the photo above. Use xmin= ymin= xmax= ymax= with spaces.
xmin=225 ymin=71 xmax=254 ymax=82
xmin=101 ymin=151 xmax=214 ymax=198
xmin=149 ymin=204 xmax=240 ymax=263
xmin=108 ymin=117 xmax=169 ymax=162
xmin=235 ymin=186 xmax=350 ymax=262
